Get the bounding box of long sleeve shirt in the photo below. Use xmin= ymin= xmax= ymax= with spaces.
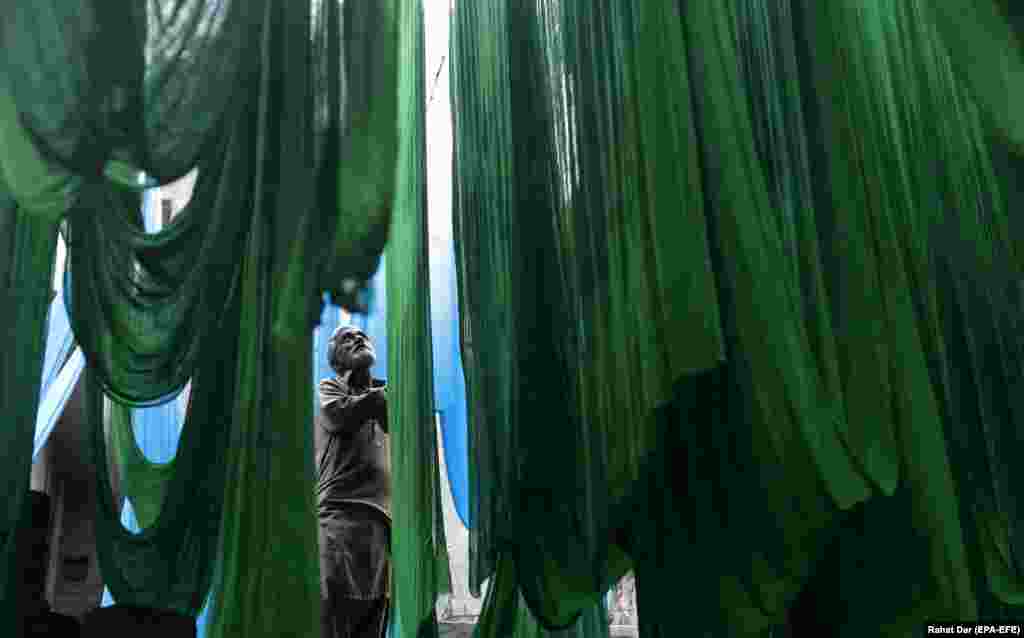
xmin=315 ymin=375 xmax=391 ymax=520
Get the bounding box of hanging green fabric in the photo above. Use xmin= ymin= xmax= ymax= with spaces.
xmin=1 ymin=1 xmax=411 ymax=636
xmin=452 ymin=0 xmax=1024 ymax=635
xmin=800 ymin=1 xmax=1024 ymax=628
xmin=389 ymin=2 xmax=451 ymax=636
xmin=925 ymin=0 xmax=1024 ymax=616
xmin=201 ymin=1 xmax=323 ymax=633
xmin=278 ymin=0 xmax=402 ymax=325
xmin=451 ymin=0 xmax=517 ymax=604
xmin=88 ymin=338 xmax=234 ymax=615
xmin=0 ymin=88 xmax=72 ymax=636
xmin=451 ymin=0 xmax=843 ymax=633
xmin=0 ymin=195 xmax=59 ymax=638
xmin=927 ymin=0 xmax=1024 ymax=154
xmin=0 ymin=0 xmax=257 ymax=183
xmin=69 ymin=48 xmax=260 ymax=616
xmin=106 ymin=400 xmax=176 ymax=530
xmin=473 ymin=556 xmax=609 ymax=638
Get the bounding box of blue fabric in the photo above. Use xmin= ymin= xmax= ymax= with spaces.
xmin=427 ymin=216 xmax=470 ymax=528
xmin=387 ymin=603 xmax=400 ymax=638
xmin=33 ymin=292 xmax=85 ymax=462
xmin=39 ymin=295 xmax=74 ymax=394
xmin=33 ymin=349 xmax=85 ymax=462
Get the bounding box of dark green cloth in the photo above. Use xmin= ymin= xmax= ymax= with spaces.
xmin=451 ymin=1 xmax=1024 ymax=636
xmin=1 ymin=1 xmax=418 ymax=637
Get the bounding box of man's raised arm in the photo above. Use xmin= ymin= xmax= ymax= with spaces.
xmin=319 ymin=378 xmax=388 ymax=433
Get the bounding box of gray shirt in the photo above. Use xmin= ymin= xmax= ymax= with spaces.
xmin=314 ymin=375 xmax=391 ymax=520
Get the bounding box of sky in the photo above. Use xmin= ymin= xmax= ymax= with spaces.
xmin=424 ymin=0 xmax=454 ymax=248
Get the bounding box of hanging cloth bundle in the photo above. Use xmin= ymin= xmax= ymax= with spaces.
xmin=0 ymin=1 xmax=430 ymax=637
xmin=451 ymin=0 xmax=1024 ymax=635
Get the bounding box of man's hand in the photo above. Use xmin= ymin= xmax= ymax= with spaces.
xmin=367 ymin=386 xmax=387 ymax=404
xmin=320 ymin=380 xmax=388 ymax=433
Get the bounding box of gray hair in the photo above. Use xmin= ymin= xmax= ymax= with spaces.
xmin=327 ymin=325 xmax=361 ymax=373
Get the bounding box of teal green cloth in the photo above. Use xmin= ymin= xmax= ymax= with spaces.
xmin=451 ymin=1 xmax=1024 ymax=636
xmin=1 ymin=2 xmax=413 ymax=637
xmin=389 ymin=2 xmax=451 ymax=635
xmin=0 ymin=88 xmax=67 ymax=637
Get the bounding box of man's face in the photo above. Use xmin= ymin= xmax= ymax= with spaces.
xmin=331 ymin=327 xmax=376 ymax=373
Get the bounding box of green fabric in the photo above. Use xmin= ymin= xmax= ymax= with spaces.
xmin=0 ymin=87 xmax=67 ymax=636
xmin=799 ymin=0 xmax=978 ymax=624
xmin=451 ymin=0 xmax=825 ymax=633
xmin=89 ymin=348 xmax=233 ymax=614
xmin=473 ymin=556 xmax=609 ymax=638
xmin=1 ymin=1 xmax=414 ymax=637
xmin=107 ymin=401 xmax=175 ymax=530
xmin=928 ymin=0 xmax=1024 ymax=153
xmin=0 ymin=91 xmax=80 ymax=222
xmin=0 ymin=185 xmax=59 ymax=637
xmin=451 ymin=0 xmax=1024 ymax=635
xmin=277 ymin=0 xmax=400 ymax=323
xmin=388 ymin=4 xmax=451 ymax=636
xmin=0 ymin=1 xmax=253 ymax=182
xmin=451 ymin=3 xmax=670 ymax=627
xmin=7 ymin=0 xmax=1024 ymax=636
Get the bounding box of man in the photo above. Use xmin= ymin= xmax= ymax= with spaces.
xmin=317 ymin=325 xmax=391 ymax=638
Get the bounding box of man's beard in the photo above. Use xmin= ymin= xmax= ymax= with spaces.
xmin=348 ymin=348 xmax=376 ymax=369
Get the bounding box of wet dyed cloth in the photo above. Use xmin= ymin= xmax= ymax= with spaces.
xmin=0 ymin=2 xmax=442 ymax=636
xmin=450 ymin=1 xmax=1024 ymax=636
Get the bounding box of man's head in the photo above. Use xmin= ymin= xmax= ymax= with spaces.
xmin=328 ymin=325 xmax=376 ymax=375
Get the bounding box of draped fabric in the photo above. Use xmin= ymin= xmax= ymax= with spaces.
xmin=8 ymin=1 xmax=1024 ymax=637
xmin=39 ymin=295 xmax=75 ymax=399
xmin=34 ymin=350 xmax=86 ymax=462
xmin=929 ymin=0 xmax=1024 ymax=154
xmin=389 ymin=3 xmax=452 ymax=636
xmin=34 ymin=294 xmax=87 ymax=461
xmin=99 ymin=393 xmax=213 ymax=637
xmin=1 ymin=2 xmax=418 ymax=638
xmin=452 ymin=1 xmax=1024 ymax=636
xmin=453 ymin=1 xmax=707 ymax=630
xmin=0 ymin=88 xmax=68 ymax=638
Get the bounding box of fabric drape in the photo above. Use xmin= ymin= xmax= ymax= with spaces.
xmin=452 ymin=0 xmax=1024 ymax=636
xmin=100 ymin=393 xmax=213 ymax=637
xmin=34 ymin=294 xmax=86 ymax=462
xmin=2 ymin=2 xmax=415 ymax=637
xmin=389 ymin=2 xmax=452 ymax=636
xmin=0 ymin=89 xmax=68 ymax=637
xmin=34 ymin=350 xmax=86 ymax=461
